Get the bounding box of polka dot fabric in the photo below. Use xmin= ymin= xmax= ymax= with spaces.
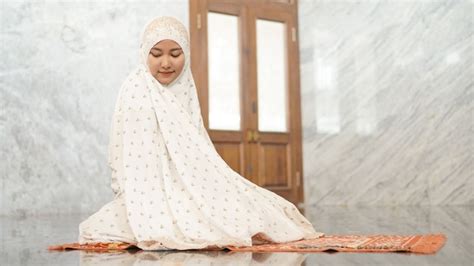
xmin=78 ymin=16 xmax=325 ymax=250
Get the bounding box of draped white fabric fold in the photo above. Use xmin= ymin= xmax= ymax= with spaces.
xmin=78 ymin=16 xmax=324 ymax=250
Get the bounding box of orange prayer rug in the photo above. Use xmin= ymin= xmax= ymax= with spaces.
xmin=48 ymin=233 xmax=446 ymax=254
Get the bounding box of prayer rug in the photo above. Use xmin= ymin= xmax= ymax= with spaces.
xmin=48 ymin=233 xmax=446 ymax=254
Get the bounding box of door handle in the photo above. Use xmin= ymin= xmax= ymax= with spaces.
xmin=246 ymin=129 xmax=260 ymax=143
xmin=253 ymin=130 xmax=259 ymax=142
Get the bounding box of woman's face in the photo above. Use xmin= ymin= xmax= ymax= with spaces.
xmin=146 ymin=39 xmax=185 ymax=85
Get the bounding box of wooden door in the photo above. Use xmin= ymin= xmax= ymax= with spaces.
xmin=189 ymin=0 xmax=305 ymax=208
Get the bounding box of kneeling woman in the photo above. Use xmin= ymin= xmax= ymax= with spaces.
xmin=78 ymin=16 xmax=325 ymax=251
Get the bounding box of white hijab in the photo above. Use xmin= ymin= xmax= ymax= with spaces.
xmin=106 ymin=16 xmax=323 ymax=250
xmin=108 ymin=16 xmax=213 ymax=197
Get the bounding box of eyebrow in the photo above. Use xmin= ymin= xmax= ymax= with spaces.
xmin=151 ymin=47 xmax=182 ymax=52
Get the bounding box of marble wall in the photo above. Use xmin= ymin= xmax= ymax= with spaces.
xmin=1 ymin=0 xmax=472 ymax=216
xmin=299 ymin=0 xmax=473 ymax=206
xmin=0 ymin=0 xmax=189 ymax=216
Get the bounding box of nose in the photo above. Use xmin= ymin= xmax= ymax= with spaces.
xmin=161 ymin=56 xmax=171 ymax=69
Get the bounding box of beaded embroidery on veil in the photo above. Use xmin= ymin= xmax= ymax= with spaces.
xmin=78 ymin=16 xmax=324 ymax=250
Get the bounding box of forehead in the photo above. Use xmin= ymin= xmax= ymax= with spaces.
xmin=152 ymin=39 xmax=182 ymax=49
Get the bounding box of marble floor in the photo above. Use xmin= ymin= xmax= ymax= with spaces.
xmin=0 ymin=205 xmax=472 ymax=266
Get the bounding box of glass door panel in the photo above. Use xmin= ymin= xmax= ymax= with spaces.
xmin=207 ymin=12 xmax=241 ymax=130
xmin=256 ymin=19 xmax=288 ymax=133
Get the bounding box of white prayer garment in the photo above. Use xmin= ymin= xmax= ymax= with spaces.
xmin=78 ymin=16 xmax=325 ymax=250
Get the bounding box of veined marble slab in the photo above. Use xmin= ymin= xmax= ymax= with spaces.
xmin=298 ymin=0 xmax=473 ymax=206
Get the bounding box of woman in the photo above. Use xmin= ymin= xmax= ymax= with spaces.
xmin=78 ymin=16 xmax=324 ymax=251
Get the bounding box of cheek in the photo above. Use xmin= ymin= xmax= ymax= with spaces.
xmin=147 ymin=56 xmax=159 ymax=72
xmin=175 ymin=57 xmax=185 ymax=72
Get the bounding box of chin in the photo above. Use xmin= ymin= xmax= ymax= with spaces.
xmin=159 ymin=78 xmax=175 ymax=85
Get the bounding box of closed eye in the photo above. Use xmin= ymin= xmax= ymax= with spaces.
xmin=150 ymin=52 xmax=181 ymax=58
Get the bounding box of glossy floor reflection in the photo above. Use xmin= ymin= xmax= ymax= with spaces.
xmin=1 ymin=206 xmax=472 ymax=265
